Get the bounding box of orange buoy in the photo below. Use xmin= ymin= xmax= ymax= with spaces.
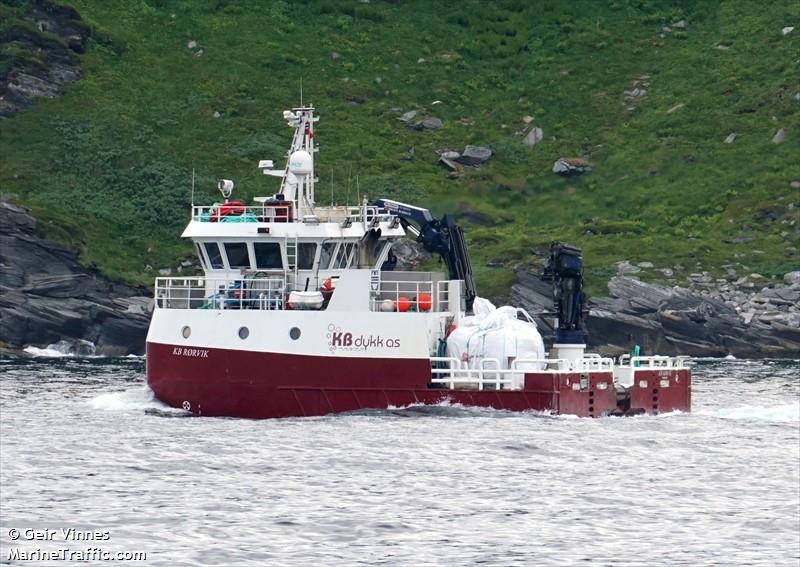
xmin=396 ymin=296 xmax=411 ymax=312
xmin=418 ymin=293 xmax=432 ymax=311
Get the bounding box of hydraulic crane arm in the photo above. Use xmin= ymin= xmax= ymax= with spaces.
xmin=372 ymin=198 xmax=477 ymax=312
xmin=541 ymin=241 xmax=589 ymax=344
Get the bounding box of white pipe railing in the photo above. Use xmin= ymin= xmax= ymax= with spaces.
xmin=191 ymin=204 xmax=395 ymax=225
xmin=155 ymin=276 xmax=286 ymax=310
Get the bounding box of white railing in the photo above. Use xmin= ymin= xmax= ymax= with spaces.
xmin=436 ymin=280 xmax=452 ymax=313
xmin=371 ymin=279 xmax=434 ymax=312
xmin=618 ymin=355 xmax=689 ymax=369
xmin=191 ymin=204 xmax=396 ymax=225
xmin=429 ymin=357 xmax=579 ymax=390
xmin=369 ymin=278 xmax=459 ymax=313
xmin=155 ymin=276 xmax=286 ymax=310
xmin=613 ymin=355 xmax=690 ymax=387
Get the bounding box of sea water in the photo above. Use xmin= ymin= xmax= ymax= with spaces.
xmin=0 ymin=357 xmax=798 ymax=566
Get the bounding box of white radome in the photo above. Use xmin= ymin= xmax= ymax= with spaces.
xmin=288 ymin=150 xmax=313 ymax=174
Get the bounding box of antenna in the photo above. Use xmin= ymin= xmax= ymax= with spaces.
xmin=330 ymin=168 xmax=334 ymax=207
xmin=191 ymin=168 xmax=195 ymax=208
xmin=300 ymin=77 xmax=303 ymax=107
xmin=346 ymin=164 xmax=351 ymax=206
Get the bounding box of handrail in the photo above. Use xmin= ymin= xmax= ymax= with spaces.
xmin=191 ymin=204 xmax=396 ymax=224
xmin=429 ymin=355 xmax=616 ymax=391
xmin=155 ymin=275 xmax=287 ymax=311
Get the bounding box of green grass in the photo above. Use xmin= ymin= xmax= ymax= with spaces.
xmin=1 ymin=0 xmax=798 ymax=299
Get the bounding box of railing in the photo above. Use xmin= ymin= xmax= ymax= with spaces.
xmin=430 ymin=357 xmax=570 ymax=390
xmin=429 ymin=354 xmax=620 ymax=391
xmin=155 ymin=276 xmax=286 ymax=310
xmin=371 ymin=279 xmax=434 ymax=312
xmin=613 ymin=355 xmax=690 ymax=387
xmin=191 ymin=204 xmax=396 ymax=225
xmin=618 ymin=355 xmax=690 ymax=369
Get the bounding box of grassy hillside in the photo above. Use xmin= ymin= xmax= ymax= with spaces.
xmin=2 ymin=0 xmax=798 ymax=298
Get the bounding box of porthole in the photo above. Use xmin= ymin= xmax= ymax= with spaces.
xmin=181 ymin=326 xmax=191 ymax=339
xmin=238 ymin=326 xmax=250 ymax=340
xmin=289 ymin=327 xmax=301 ymax=340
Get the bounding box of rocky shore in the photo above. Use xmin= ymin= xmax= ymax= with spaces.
xmin=513 ymin=268 xmax=800 ymax=358
xmin=0 ymin=201 xmax=151 ymax=356
xmin=3 ymin=199 xmax=797 ymax=359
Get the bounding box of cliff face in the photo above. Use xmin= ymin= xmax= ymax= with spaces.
xmin=0 ymin=0 xmax=91 ymax=118
xmin=0 ymin=201 xmax=151 ymax=355
xmin=513 ymin=270 xmax=800 ymax=359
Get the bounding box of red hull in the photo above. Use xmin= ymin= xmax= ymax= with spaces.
xmin=146 ymin=342 xmax=691 ymax=418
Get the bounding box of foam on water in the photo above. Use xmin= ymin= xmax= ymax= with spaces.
xmin=699 ymin=402 xmax=800 ymax=423
xmin=88 ymin=386 xmax=178 ymax=412
xmin=23 ymin=345 xmax=74 ymax=357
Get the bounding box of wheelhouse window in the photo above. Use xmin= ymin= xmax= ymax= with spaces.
xmin=333 ymin=242 xmax=357 ymax=269
xmin=253 ymin=242 xmax=283 ymax=270
xmin=224 ymin=242 xmax=250 ymax=269
xmin=319 ymin=242 xmax=337 ymax=270
xmin=194 ymin=242 xmax=207 ymax=270
xmin=203 ymin=242 xmax=224 ymax=269
xmin=297 ymin=243 xmax=317 ymax=270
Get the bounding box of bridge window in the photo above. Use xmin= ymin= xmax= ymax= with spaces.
xmin=203 ymin=242 xmax=224 ymax=269
xmin=298 ymin=243 xmax=317 ymax=270
xmin=319 ymin=242 xmax=337 ymax=270
xmin=194 ymin=243 xmax=207 ymax=270
xmin=334 ymin=242 xmax=357 ymax=269
xmin=224 ymin=242 xmax=250 ymax=269
xmin=254 ymin=242 xmax=283 ymax=270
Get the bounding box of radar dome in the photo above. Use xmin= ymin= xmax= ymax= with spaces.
xmin=288 ymin=150 xmax=313 ymax=174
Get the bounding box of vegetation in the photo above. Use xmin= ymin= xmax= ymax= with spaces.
xmin=1 ymin=0 xmax=798 ymax=298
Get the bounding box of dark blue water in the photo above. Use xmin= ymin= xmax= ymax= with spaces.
xmin=1 ymin=357 xmax=798 ymax=566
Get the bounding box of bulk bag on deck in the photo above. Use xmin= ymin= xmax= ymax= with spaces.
xmin=445 ymin=304 xmax=546 ymax=388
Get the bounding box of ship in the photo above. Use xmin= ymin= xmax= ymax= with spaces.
xmin=146 ymin=105 xmax=691 ymax=418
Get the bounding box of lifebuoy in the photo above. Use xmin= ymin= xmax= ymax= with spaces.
xmin=210 ymin=201 xmax=246 ymax=222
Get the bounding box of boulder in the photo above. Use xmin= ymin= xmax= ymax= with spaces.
xmin=457 ymin=145 xmax=493 ymax=166
xmin=522 ymin=127 xmax=544 ymax=147
xmin=552 ymin=157 xmax=591 ymax=176
xmin=772 ymin=127 xmax=786 ymax=144
xmin=420 ymin=117 xmax=443 ymax=129
xmin=784 ymin=271 xmax=800 ymax=285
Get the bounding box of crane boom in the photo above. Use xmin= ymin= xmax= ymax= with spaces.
xmin=373 ymin=199 xmax=477 ymax=312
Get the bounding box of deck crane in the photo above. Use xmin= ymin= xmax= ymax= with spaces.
xmin=372 ymin=199 xmax=477 ymax=313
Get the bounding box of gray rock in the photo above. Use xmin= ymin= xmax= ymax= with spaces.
xmin=441 ymin=150 xmax=461 ymax=160
xmin=398 ymin=110 xmax=418 ymax=123
xmin=1 ymin=1 xmax=89 ymax=117
xmin=637 ymin=261 xmax=654 ymax=268
xmin=782 ymin=26 xmax=794 ymax=36
xmin=457 ymin=145 xmax=493 ymax=166
xmin=420 ymin=117 xmax=443 ymax=129
xmin=724 ymin=133 xmax=737 ymax=144
xmin=438 ymin=156 xmax=461 ymax=173
xmin=187 ymin=40 xmax=198 ymax=49
xmin=522 ymin=127 xmax=544 ymax=147
xmin=667 ymin=103 xmax=685 ymax=114
xmin=512 ymin=269 xmax=800 ymax=358
xmin=672 ymin=20 xmax=687 ymax=29
xmin=0 ymin=200 xmax=150 ymax=355
xmin=772 ymin=127 xmax=786 ymax=144
xmin=616 ymin=261 xmax=641 ymax=275
xmin=784 ymin=271 xmax=800 ymax=285
xmin=390 ymin=239 xmax=432 ymax=271
xmin=552 ymin=157 xmax=591 ymax=176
